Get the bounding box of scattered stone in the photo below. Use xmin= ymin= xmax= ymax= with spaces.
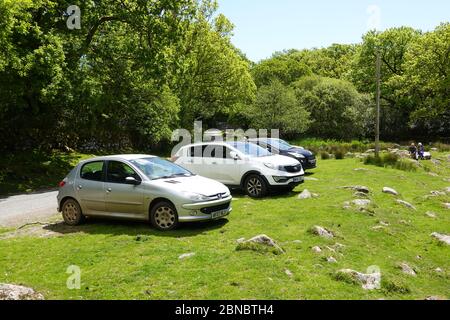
xmin=399 ymin=263 xmax=416 ymax=277
xmin=379 ymin=221 xmax=390 ymax=226
xmin=425 ymin=296 xmax=445 ymax=301
xmin=335 ymin=269 xmax=381 ymax=291
xmin=354 ymin=168 xmax=369 ymax=172
xmin=366 ymin=149 xmax=376 ymax=154
xmin=343 ymin=186 xmax=370 ymax=194
xmin=372 ymin=226 xmax=385 ymax=231
xmin=309 ymin=226 xmax=334 ymax=239
xmin=352 ymin=199 xmax=371 ymax=207
xmin=236 ymin=234 xmax=285 ymax=255
xmin=236 ymin=238 xmax=246 ymax=244
xmin=353 ymin=192 xmax=369 ymax=198
xmin=0 ymin=284 xmax=44 ymax=300
xmin=430 ymin=148 xmax=438 ymax=152
xmin=178 ymin=253 xmax=195 ymax=260
xmin=431 ymin=159 xmax=441 ymax=166
xmin=445 ymin=187 xmax=450 ymax=193
xmin=312 ymin=246 xmax=322 ymax=253
xmin=443 ymin=203 xmax=450 ymax=210
xmin=431 ymin=232 xmax=450 ymax=245
xmin=399 ymin=220 xmax=411 ymax=225
xmin=327 ymin=257 xmax=337 ymax=264
xmin=285 ymin=269 xmax=294 ymax=278
xmin=430 ymin=190 xmax=446 ymax=197
xmin=428 ymin=172 xmax=439 ymax=177
xmin=416 ymin=255 xmax=422 ymax=260
xmin=332 ymin=243 xmax=346 ymax=251
xmin=292 ymin=240 xmax=302 ymax=244
xmin=435 ymin=268 xmax=443 ymax=273
xmin=396 ymin=199 xmax=417 ymax=210
xmin=304 ymin=177 xmax=319 ymax=181
xmin=298 ymin=189 xmax=312 ymax=200
xmin=383 ymin=187 xmax=399 ymax=196
xmin=425 ymin=211 xmax=437 ymax=219
xmin=342 ymin=201 xmax=352 ymax=210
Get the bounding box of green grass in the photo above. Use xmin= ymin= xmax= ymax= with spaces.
xmin=0 ymin=151 xmax=97 ymax=195
xmin=0 ymin=154 xmax=449 ymax=300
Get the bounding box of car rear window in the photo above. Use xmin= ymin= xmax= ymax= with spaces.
xmin=80 ymin=161 xmax=104 ymax=182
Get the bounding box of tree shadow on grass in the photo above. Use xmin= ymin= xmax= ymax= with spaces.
xmin=43 ymin=217 xmax=229 ymax=239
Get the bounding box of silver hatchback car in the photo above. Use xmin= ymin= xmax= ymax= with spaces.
xmin=57 ymin=155 xmax=232 ymax=231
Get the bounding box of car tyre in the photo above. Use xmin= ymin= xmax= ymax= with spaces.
xmin=244 ymin=174 xmax=268 ymax=198
xmin=150 ymin=201 xmax=179 ymax=231
xmin=61 ymin=198 xmax=85 ymax=226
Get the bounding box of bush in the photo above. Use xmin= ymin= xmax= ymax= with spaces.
xmin=363 ymin=154 xmax=417 ymax=172
xmin=334 ymin=149 xmax=345 ymax=160
xmin=381 ymin=279 xmax=411 ymax=294
xmin=291 ymin=138 xmax=396 ymax=155
xmin=321 ymin=152 xmax=331 ymax=160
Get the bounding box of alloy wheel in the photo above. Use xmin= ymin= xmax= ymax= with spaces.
xmin=154 ymin=206 xmax=176 ymax=230
xmin=247 ymin=177 xmax=263 ymax=197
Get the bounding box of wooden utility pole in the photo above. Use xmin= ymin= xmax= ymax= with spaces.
xmin=375 ymin=50 xmax=381 ymax=158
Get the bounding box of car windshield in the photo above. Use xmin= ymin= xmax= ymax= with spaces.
xmin=130 ymin=157 xmax=193 ymax=180
xmin=226 ymin=142 xmax=272 ymax=157
xmin=267 ymin=139 xmax=293 ymax=151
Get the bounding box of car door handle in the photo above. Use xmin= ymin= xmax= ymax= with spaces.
xmin=212 ymin=162 xmax=218 ymax=165
xmin=106 ymin=188 xmax=112 ymax=193
xmin=77 ymin=185 xmax=83 ymax=190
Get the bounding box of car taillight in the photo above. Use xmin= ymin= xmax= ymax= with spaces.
xmin=170 ymin=155 xmax=179 ymax=162
xmin=59 ymin=180 xmax=66 ymax=188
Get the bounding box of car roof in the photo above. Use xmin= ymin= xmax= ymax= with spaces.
xmin=248 ymin=138 xmax=280 ymax=143
xmin=181 ymin=141 xmax=257 ymax=148
xmin=80 ymin=154 xmax=157 ymax=163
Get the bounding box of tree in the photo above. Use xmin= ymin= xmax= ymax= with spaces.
xmin=293 ymin=76 xmax=374 ymax=140
xmin=251 ymin=51 xmax=311 ymax=87
xmin=349 ymin=27 xmax=422 ymax=139
xmin=290 ymin=44 xmax=357 ymax=80
xmin=176 ymin=6 xmax=256 ymax=128
xmin=245 ymin=80 xmax=311 ymax=137
xmin=399 ymin=23 xmax=450 ymax=137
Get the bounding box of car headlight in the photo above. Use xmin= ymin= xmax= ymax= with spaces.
xmin=183 ymin=192 xmax=209 ymax=202
xmin=264 ymin=163 xmax=277 ymax=169
xmin=289 ymin=152 xmax=305 ymax=159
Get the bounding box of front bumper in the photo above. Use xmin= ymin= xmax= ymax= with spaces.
xmin=265 ymin=175 xmax=304 ymax=187
xmin=299 ymin=158 xmax=317 ymax=169
xmin=178 ymin=196 xmax=232 ymax=222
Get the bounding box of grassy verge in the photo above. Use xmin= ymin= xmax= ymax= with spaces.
xmin=0 ymin=151 xmax=96 ymax=195
xmin=0 ymin=155 xmax=448 ymax=299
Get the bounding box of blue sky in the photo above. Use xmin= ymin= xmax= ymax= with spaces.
xmin=217 ymin=0 xmax=450 ymax=62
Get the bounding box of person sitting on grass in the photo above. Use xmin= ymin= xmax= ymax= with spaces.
xmin=418 ymin=143 xmax=425 ymax=160
xmin=409 ymin=143 xmax=418 ymax=160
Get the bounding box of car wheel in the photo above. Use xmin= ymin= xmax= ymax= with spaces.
xmin=61 ymin=198 xmax=85 ymax=226
xmin=150 ymin=201 xmax=179 ymax=231
xmin=244 ymin=174 xmax=267 ymax=198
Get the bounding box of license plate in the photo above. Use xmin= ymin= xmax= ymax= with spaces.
xmin=293 ymin=176 xmax=303 ymax=183
xmin=212 ymin=209 xmax=229 ymax=219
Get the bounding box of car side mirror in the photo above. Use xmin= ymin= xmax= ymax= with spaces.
xmin=125 ymin=176 xmax=141 ymax=185
xmin=229 ymin=151 xmax=240 ymax=161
